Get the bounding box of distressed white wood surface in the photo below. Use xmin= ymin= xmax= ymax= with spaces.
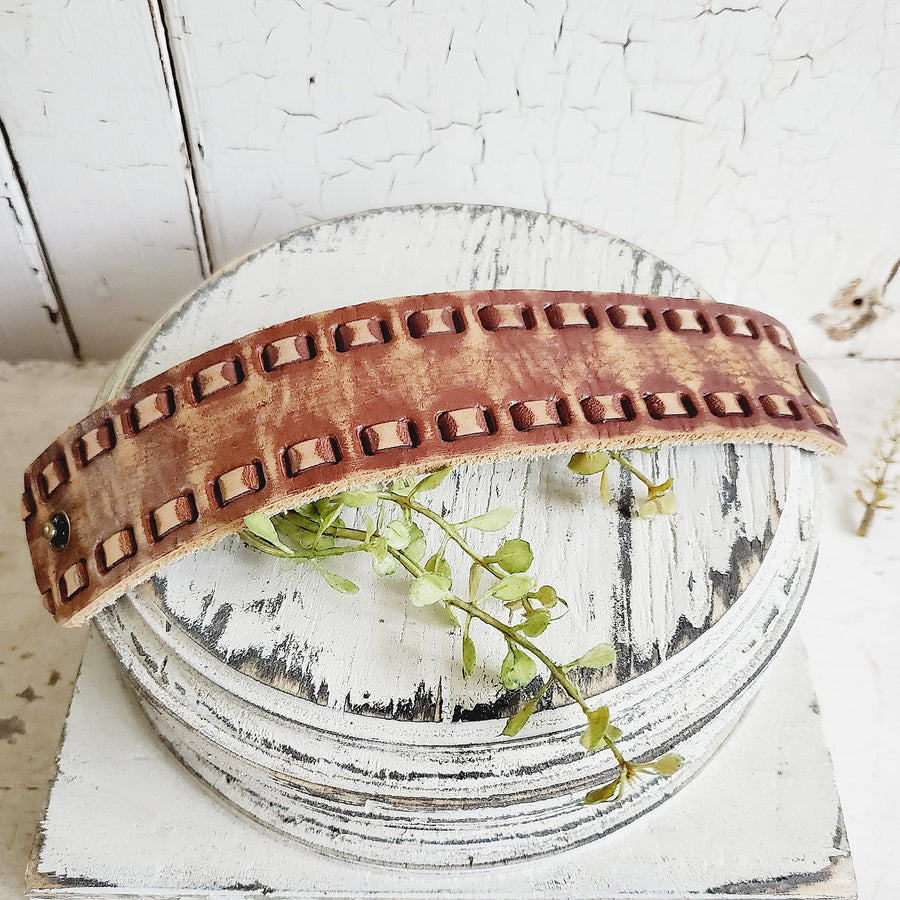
xmin=9 ymin=358 xmax=899 ymax=898
xmin=2 ymin=0 xmax=900 ymax=361
xmin=30 ymin=631 xmax=855 ymax=897
xmin=0 ymin=0 xmax=205 ymax=358
xmin=0 ymin=361 xmax=103 ymax=900
xmin=0 ymin=141 xmax=72 ymax=360
xmin=85 ymin=205 xmax=821 ymax=867
xmin=160 ymin=0 xmax=900 ymax=360
xmin=142 ymin=448 xmax=784 ymax=718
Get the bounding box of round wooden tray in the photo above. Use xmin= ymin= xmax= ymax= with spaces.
xmin=92 ymin=204 xmax=821 ymax=868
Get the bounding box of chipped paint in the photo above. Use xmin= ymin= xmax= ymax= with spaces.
xmin=84 ymin=206 xmax=825 ymax=868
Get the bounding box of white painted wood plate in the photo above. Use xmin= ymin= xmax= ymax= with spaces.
xmin=91 ymin=205 xmax=821 ymax=867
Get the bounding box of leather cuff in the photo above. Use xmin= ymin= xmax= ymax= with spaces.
xmin=22 ymin=290 xmax=843 ymax=626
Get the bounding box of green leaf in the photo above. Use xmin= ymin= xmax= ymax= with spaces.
xmin=314 ymin=502 xmax=346 ymax=543
xmin=243 ymin=513 xmax=295 ymax=554
xmin=389 ymin=475 xmax=416 ymax=495
xmin=492 ymin=573 xmax=535 ymax=601
xmin=240 ymin=529 xmax=295 ymax=558
xmin=568 ymin=450 xmax=611 ymax=476
xmin=502 ymin=696 xmax=540 ymax=736
xmin=312 ymin=560 xmax=359 ymax=595
xmin=425 ymin=553 xmax=452 ymax=580
xmin=648 ymin=753 xmax=683 ymax=776
xmin=403 ymin=523 xmax=427 ymax=563
xmin=409 ymin=573 xmax=452 ymax=607
xmin=518 ymin=608 xmax=551 ymax=637
xmin=584 ymin=777 xmax=621 ymax=804
xmin=468 ymin=563 xmax=483 ymax=602
xmin=490 ymin=538 xmax=534 ymax=574
xmin=313 ymin=497 xmax=338 ymax=517
xmin=412 ymin=467 xmax=452 ymax=494
xmin=462 ymin=632 xmax=476 ymax=680
xmin=605 ymin=724 xmax=622 ymax=741
xmin=600 ymin=467 xmax=612 ymax=507
xmin=500 ymin=644 xmax=537 ymax=690
xmin=567 ymin=643 xmax=616 ymax=671
xmin=337 ymin=489 xmax=378 ymax=507
xmin=277 ymin=514 xmax=320 ymax=550
xmin=647 ymin=476 xmax=674 ymax=500
xmin=371 ymin=551 xmax=397 ymax=576
xmin=406 ymin=537 xmax=428 ymax=563
xmin=384 ymin=519 xmax=411 ymax=550
xmin=638 ymin=499 xmax=659 ymax=520
xmin=459 ymin=506 xmax=515 ymax=532
xmin=579 ymin=705 xmax=610 ymax=751
xmin=535 ymin=584 xmax=559 ymax=609
xmin=243 ymin=512 xmax=281 ymax=545
xmin=656 ymin=491 xmax=677 ymax=515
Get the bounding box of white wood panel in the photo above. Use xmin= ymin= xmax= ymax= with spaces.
xmin=0 ymin=0 xmax=206 ymax=359
xmin=0 ymin=135 xmax=73 ymax=360
xmin=163 ymin=0 xmax=900 ymax=360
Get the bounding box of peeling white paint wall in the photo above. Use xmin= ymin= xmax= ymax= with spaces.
xmin=0 ymin=0 xmax=205 ymax=359
xmin=0 ymin=0 xmax=899 ymax=360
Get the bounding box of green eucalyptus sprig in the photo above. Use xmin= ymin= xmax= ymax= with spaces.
xmin=239 ymin=453 xmax=682 ymax=805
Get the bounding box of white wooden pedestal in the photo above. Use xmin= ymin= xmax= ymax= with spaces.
xmin=26 ymin=206 xmax=856 ymax=896
xmin=28 ymin=632 xmax=854 ymax=898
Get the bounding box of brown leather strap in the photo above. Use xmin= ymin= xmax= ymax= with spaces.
xmin=22 ymin=290 xmax=843 ymax=626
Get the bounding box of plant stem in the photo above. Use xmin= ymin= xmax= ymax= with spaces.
xmin=857 ymin=455 xmax=896 ymax=537
xmin=385 ymin=544 xmax=627 ymax=768
xmin=858 ymin=499 xmax=877 ymax=538
xmin=609 ymin=450 xmax=656 ymax=490
xmin=377 ymin=491 xmax=508 ymax=580
xmin=271 ymin=501 xmax=628 ymax=771
xmin=856 ymin=409 xmax=900 ymax=537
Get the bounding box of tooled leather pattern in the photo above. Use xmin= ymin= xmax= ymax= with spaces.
xmin=22 ymin=291 xmax=844 ymax=626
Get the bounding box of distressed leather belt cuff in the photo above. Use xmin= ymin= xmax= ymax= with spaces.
xmin=22 ymin=290 xmax=844 ymax=626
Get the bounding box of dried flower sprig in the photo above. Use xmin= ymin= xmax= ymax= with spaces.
xmin=856 ymin=397 xmax=900 ymax=537
xmin=240 ymin=453 xmax=682 ymax=805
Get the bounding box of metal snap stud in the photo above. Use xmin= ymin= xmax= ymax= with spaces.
xmin=42 ymin=511 xmax=70 ymax=551
xmin=796 ymin=361 xmax=831 ymax=407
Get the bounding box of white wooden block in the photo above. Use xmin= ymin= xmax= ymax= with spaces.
xmin=14 ymin=205 xmax=855 ymax=893
xmin=28 ymin=631 xmax=855 ymax=898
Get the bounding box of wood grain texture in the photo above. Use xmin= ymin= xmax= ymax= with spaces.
xmin=0 ymin=0 xmax=205 ymax=358
xmin=2 ymin=1 xmax=899 ymax=361
xmin=159 ymin=0 xmax=900 ymax=361
xmin=0 ymin=131 xmax=72 ymax=360
xmin=147 ymin=447 xmax=786 ymax=719
xmin=13 ymin=360 xmax=900 ymax=898
xmin=30 ymin=631 xmax=856 ymax=897
xmin=84 ymin=206 xmax=824 ymax=867
xmin=0 ymin=362 xmax=105 ymax=900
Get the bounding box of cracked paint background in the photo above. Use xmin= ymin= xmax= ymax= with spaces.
xmin=0 ymin=0 xmax=899 ymax=358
